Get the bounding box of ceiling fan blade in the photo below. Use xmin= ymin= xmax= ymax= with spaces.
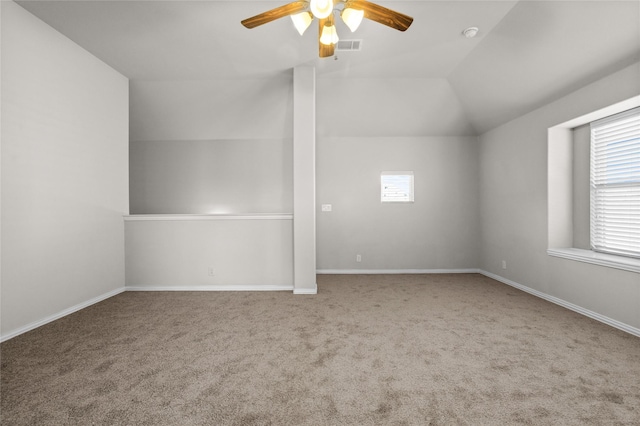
xmin=318 ymin=18 xmax=335 ymax=58
xmin=349 ymin=1 xmax=413 ymax=32
xmin=241 ymin=1 xmax=308 ymax=29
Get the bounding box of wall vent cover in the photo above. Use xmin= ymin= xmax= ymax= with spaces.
xmin=335 ymin=40 xmax=362 ymax=51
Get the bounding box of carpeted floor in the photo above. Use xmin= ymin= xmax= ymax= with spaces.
xmin=1 ymin=274 xmax=639 ymax=425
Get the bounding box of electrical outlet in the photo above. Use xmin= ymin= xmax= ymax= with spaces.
xmin=356 ymin=254 xmax=362 ymax=262
xmin=321 ymin=204 xmax=332 ymax=212
xmin=502 ymin=260 xmax=507 ymax=270
xmin=208 ymin=267 xmax=215 ymax=276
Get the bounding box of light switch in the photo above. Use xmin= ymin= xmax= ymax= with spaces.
xmin=321 ymin=204 xmax=332 ymax=212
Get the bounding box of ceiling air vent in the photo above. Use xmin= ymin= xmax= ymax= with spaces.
xmin=335 ymin=40 xmax=362 ymax=51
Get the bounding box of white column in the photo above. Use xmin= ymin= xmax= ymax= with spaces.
xmin=292 ymin=66 xmax=317 ymax=294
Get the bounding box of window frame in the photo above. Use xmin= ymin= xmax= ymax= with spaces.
xmin=547 ymin=96 xmax=640 ymax=274
xmin=380 ymin=171 xmax=414 ymax=203
xmin=589 ymin=107 xmax=640 ymax=259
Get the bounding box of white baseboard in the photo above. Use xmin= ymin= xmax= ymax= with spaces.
xmin=1 ymin=285 xmax=293 ymax=342
xmin=478 ymin=270 xmax=640 ymax=338
xmin=316 ymin=268 xmax=480 ymax=274
xmin=126 ymin=285 xmax=294 ymax=292
xmin=0 ymin=287 xmax=126 ymax=343
xmin=293 ymin=284 xmax=318 ymax=295
xmin=4 ymin=272 xmax=637 ymax=342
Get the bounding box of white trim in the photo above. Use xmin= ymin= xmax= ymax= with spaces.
xmin=0 ymin=287 xmax=126 ymax=343
xmin=547 ymin=248 xmax=640 ymax=274
xmin=551 ymin=95 xmax=640 ymax=129
xmin=316 ymin=268 xmax=480 ymax=274
xmin=3 ymin=272 xmax=637 ymax=342
xmin=479 ymin=270 xmax=640 ymax=338
xmin=126 ymin=285 xmax=294 ymax=292
xmin=293 ymin=285 xmax=318 ymax=295
xmin=123 ymin=214 xmax=293 ymax=222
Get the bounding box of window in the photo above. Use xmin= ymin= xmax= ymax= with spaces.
xmin=547 ymin=97 xmax=640 ymax=273
xmin=381 ymin=171 xmax=414 ymax=202
xmin=590 ymin=107 xmax=640 ymax=258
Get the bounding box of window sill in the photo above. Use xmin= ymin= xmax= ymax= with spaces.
xmin=547 ymin=248 xmax=640 ymax=274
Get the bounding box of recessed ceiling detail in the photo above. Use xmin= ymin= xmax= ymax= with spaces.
xmin=335 ymin=39 xmax=362 ymax=51
xmin=462 ymin=27 xmax=479 ymax=38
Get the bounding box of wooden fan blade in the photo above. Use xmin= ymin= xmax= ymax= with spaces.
xmin=318 ymin=17 xmax=335 ymax=58
xmin=319 ymin=42 xmax=335 ymax=57
xmin=349 ymin=0 xmax=413 ymax=31
xmin=241 ymin=1 xmax=308 ymax=29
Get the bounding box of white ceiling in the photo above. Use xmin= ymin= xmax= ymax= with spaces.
xmin=15 ymin=0 xmax=640 ymax=134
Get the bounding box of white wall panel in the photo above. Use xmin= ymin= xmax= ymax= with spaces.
xmin=125 ymin=217 xmax=293 ymax=289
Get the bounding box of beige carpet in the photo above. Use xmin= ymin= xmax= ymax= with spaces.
xmin=1 ymin=274 xmax=639 ymax=425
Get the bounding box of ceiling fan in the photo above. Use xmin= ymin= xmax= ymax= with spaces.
xmin=241 ymin=0 xmax=413 ymax=58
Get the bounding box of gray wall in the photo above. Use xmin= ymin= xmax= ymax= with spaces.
xmin=313 ymin=77 xmax=480 ymax=271
xmin=478 ymin=62 xmax=640 ymax=329
xmin=130 ymin=139 xmax=292 ymax=214
xmin=129 ymin=75 xmax=481 ymax=272
xmin=317 ymin=136 xmax=479 ymax=270
xmin=1 ymin=1 xmax=129 ymax=338
xmin=130 ymin=78 xmax=293 ymax=142
xmin=129 ymin=77 xmax=294 ymax=215
xmin=316 ymin=78 xmax=476 ymax=137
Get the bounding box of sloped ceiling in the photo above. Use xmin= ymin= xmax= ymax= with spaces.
xmin=449 ymin=0 xmax=640 ymax=133
xmin=15 ymin=0 xmax=640 ymax=135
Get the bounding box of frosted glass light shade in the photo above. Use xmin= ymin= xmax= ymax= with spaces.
xmin=291 ymin=12 xmax=313 ymax=35
xmin=320 ymin=24 xmax=339 ymax=45
xmin=310 ymin=0 xmax=333 ymax=19
xmin=341 ymin=8 xmax=364 ymax=32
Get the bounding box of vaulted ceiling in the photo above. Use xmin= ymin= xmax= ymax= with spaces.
xmin=16 ymin=0 xmax=640 ymax=135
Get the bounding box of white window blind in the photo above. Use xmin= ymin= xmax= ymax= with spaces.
xmin=590 ymin=107 xmax=640 ymax=258
xmin=381 ymin=171 xmax=414 ymax=202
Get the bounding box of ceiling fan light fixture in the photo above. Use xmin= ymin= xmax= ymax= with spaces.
xmin=240 ymin=0 xmax=413 ymax=57
xmin=310 ymin=0 xmax=334 ymax=19
xmin=341 ymin=7 xmax=364 ymax=32
xmin=320 ymin=23 xmax=339 ymax=45
xmin=291 ymin=11 xmax=313 ymax=35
